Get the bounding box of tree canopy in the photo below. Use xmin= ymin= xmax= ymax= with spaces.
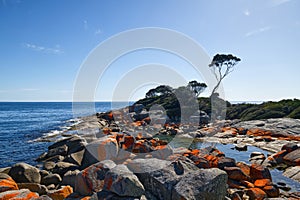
xmin=188 ymin=80 xmax=207 ymax=97
xmin=209 ymin=54 xmax=241 ymax=96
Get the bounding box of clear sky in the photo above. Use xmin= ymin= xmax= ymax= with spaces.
xmin=0 ymin=0 xmax=299 ymax=102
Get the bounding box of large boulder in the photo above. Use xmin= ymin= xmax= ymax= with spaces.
xmin=103 ymin=164 xmax=145 ymax=197
xmin=81 ymin=136 xmax=119 ymax=169
xmin=127 ymin=158 xmax=227 ymax=200
xmin=8 ymin=163 xmax=41 ymax=183
xmin=172 ymin=168 xmax=228 ymax=200
xmin=75 ymin=160 xmax=116 ymax=196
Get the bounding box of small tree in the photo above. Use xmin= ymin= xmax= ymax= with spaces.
xmin=209 ymin=54 xmax=241 ymax=96
xmin=188 ymin=80 xmax=207 ymax=97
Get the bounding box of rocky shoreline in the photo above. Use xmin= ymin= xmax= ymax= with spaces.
xmin=1 ymin=108 xmax=300 ymax=199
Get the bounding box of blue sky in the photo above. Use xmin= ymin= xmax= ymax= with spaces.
xmin=0 ymin=0 xmax=299 ymax=102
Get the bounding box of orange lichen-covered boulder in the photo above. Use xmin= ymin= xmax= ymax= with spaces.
xmin=250 ymin=164 xmax=272 ymax=181
xmin=75 ymin=160 xmax=116 ymax=196
xmin=263 ymin=185 xmax=280 ymax=197
xmin=0 ymin=174 xmax=18 ymax=193
xmin=253 ymin=179 xmax=272 ymax=188
xmin=246 ymin=188 xmax=267 ymax=200
xmin=0 ymin=188 xmax=39 ymax=200
xmin=47 ymin=185 xmax=73 ymax=200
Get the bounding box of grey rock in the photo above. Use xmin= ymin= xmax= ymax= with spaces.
xmin=41 ymin=173 xmax=62 ymax=186
xmin=126 ymin=158 xmax=171 ymax=174
xmin=172 ymin=168 xmax=228 ymax=200
xmin=48 ymin=135 xmax=87 ymax=155
xmin=8 ymin=162 xmax=41 ymax=183
xmin=46 ymin=144 xmax=68 ymax=158
xmin=43 ymin=161 xmax=56 ymax=171
xmin=36 ymin=195 xmax=53 ymax=200
xmin=283 ymin=148 xmax=300 ymax=166
xmin=62 ymin=170 xmax=80 ymax=188
xmin=17 ymin=183 xmax=48 ymax=195
xmin=0 ymin=167 xmax=10 ymax=174
xmin=52 ymin=162 xmax=79 ymax=176
xmin=63 ymin=149 xmax=84 ymax=166
xmin=39 ymin=170 xmax=50 ymax=179
xmin=103 ymin=164 xmax=145 ymax=197
xmin=283 ymin=166 xmax=300 ymax=182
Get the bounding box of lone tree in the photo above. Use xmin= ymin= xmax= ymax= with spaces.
xmin=209 ymin=54 xmax=241 ymax=96
xmin=188 ymin=80 xmax=207 ymax=97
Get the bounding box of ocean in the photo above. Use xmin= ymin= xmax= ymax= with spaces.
xmin=0 ymin=102 xmax=130 ymax=168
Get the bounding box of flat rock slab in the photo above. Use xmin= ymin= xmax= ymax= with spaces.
xmin=283 ymin=166 xmax=300 ymax=182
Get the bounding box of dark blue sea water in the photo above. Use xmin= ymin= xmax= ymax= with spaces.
xmin=0 ymin=102 xmax=130 ymax=168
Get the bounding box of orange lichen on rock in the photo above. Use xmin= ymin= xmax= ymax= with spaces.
xmin=246 ymin=188 xmax=267 ymax=200
xmin=0 ymin=177 xmax=19 ymax=193
xmin=254 ymin=179 xmax=272 ymax=188
xmin=48 ymin=186 xmax=73 ymax=200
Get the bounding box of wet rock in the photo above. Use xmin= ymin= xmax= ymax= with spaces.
xmin=103 ymin=164 xmax=145 ymax=197
xmin=8 ymin=162 xmax=41 ymax=183
xmin=0 ymin=188 xmax=39 ymax=199
xmin=250 ymin=164 xmax=272 ymax=181
xmin=47 ymin=185 xmax=73 ymax=200
xmin=62 ymin=170 xmax=80 ymax=188
xmin=283 ymin=148 xmax=300 ymax=166
xmin=246 ymin=188 xmax=267 ymax=200
xmin=41 ymin=173 xmax=62 ymax=186
xmin=75 ymin=160 xmax=116 ymax=196
xmin=172 ymin=168 xmax=228 ymax=200
xmin=0 ymin=173 xmax=19 ymax=192
xmin=18 ymin=183 xmax=48 ymax=195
